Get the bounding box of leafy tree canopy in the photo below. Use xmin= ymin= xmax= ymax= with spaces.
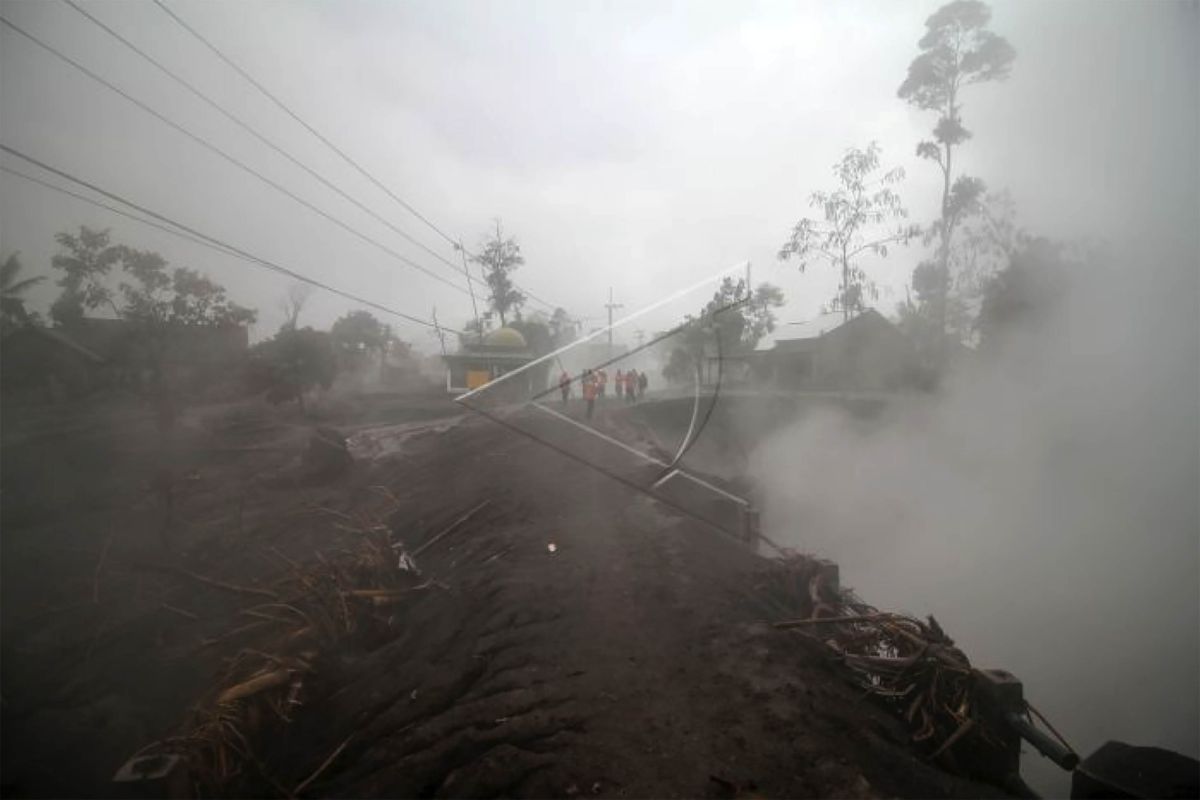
xmin=48 ymin=226 xmax=255 ymax=329
xmin=661 ymin=278 xmax=784 ymax=383
xmin=248 ymin=326 xmax=338 ymax=408
xmin=470 ymin=220 xmax=525 ymax=326
xmin=779 ymin=142 xmax=914 ymax=320
xmin=331 ymin=309 xmax=388 ymax=355
xmin=898 ymin=0 xmax=1016 ymax=126
xmin=1 ymin=252 xmax=45 ymax=329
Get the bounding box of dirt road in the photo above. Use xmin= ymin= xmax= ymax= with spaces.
xmin=1 ymin=393 xmax=1004 ymax=798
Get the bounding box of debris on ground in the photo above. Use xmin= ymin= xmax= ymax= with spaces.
xmin=765 ymin=551 xmax=1076 ymax=789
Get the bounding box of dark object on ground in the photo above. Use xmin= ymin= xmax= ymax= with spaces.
xmin=1071 ymin=741 xmax=1200 ymax=799
xmin=304 ymin=425 xmax=352 ymax=476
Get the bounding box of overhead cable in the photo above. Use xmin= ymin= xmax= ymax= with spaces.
xmin=64 ymin=0 xmax=487 ymax=293
xmin=0 ymin=144 xmax=460 ymax=334
xmin=153 ymin=0 xmax=562 ymax=314
xmin=0 ymin=14 xmax=471 ymax=297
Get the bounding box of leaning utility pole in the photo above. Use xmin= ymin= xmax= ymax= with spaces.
xmin=456 ymin=238 xmax=483 ymax=345
xmin=431 ymin=307 xmax=447 ymax=356
xmin=604 ymin=286 xmax=623 ymax=353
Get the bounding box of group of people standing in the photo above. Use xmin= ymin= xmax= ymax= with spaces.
xmin=559 ymin=367 xmax=648 ymax=420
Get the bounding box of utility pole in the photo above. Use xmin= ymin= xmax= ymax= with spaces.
xmin=431 ymin=307 xmax=447 ymax=356
xmin=604 ymin=286 xmax=623 ymax=354
xmin=457 ymin=238 xmax=483 ymax=345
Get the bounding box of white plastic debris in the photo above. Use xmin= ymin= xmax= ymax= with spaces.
xmin=547 ymin=543 xmax=557 ymax=553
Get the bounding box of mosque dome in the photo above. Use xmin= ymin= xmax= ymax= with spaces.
xmin=482 ymin=326 xmax=528 ymax=350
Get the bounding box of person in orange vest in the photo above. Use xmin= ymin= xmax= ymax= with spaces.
xmin=597 ymin=368 xmax=608 ymax=399
xmin=614 ymin=369 xmax=624 ymax=400
xmin=582 ymin=369 xmax=598 ymax=420
xmin=559 ymin=370 xmax=572 ymax=407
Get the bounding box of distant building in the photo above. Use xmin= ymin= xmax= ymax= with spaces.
xmin=443 ymin=326 xmax=539 ymax=397
xmin=747 ymin=309 xmax=920 ymax=391
xmin=0 ymin=325 xmax=107 ymax=402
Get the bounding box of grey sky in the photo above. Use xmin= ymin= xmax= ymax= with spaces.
xmin=1 ymin=0 xmax=1196 ymax=346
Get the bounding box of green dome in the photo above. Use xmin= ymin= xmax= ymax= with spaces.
xmin=482 ymin=326 xmax=527 ymax=350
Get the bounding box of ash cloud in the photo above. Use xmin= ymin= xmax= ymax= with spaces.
xmin=752 ymin=237 xmax=1199 ymax=793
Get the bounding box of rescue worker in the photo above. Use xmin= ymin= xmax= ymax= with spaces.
xmin=615 ymin=369 xmax=624 ymax=399
xmin=559 ymin=370 xmax=572 ymax=407
xmin=624 ymin=368 xmax=637 ymax=403
xmin=583 ymin=369 xmax=598 ymax=420
xmin=638 ymin=370 xmax=648 ymax=399
xmin=597 ymin=368 xmax=608 ymax=399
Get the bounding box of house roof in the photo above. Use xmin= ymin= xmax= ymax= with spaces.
xmin=2 ymin=325 xmax=107 ymax=363
xmin=755 ymin=309 xmax=895 ymax=352
xmin=755 ymin=310 xmax=851 ymax=352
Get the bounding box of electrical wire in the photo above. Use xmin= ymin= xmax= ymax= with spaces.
xmin=3 ymin=164 xmax=244 ymax=260
xmin=0 ymin=14 xmax=471 ymax=298
xmin=64 ymin=0 xmax=487 ymax=294
xmin=0 ymin=144 xmax=461 ymax=334
xmin=153 ymin=0 xmax=562 ymax=314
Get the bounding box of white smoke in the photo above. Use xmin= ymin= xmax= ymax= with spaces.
xmin=751 ymin=242 xmax=1199 ymax=793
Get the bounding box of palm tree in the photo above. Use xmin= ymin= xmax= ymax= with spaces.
xmin=1 ymin=252 xmax=45 ymax=325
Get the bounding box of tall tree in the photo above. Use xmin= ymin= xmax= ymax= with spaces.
xmin=278 ymin=282 xmax=313 ymax=332
xmin=470 ymin=220 xmax=525 ymax=326
xmin=778 ymin=142 xmax=914 ymax=321
xmin=1 ymin=252 xmax=45 ymax=328
xmin=898 ymin=0 xmax=1015 ymax=345
xmin=48 ymin=226 xmax=123 ymax=324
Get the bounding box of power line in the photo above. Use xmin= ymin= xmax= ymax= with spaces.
xmin=0 ymin=144 xmax=460 ymax=334
xmin=152 ymin=0 xmax=562 ymax=315
xmin=0 ymin=14 xmax=472 ymax=299
xmin=2 ymin=165 xmax=246 ymax=260
xmin=154 ymin=0 xmax=461 ymax=250
xmin=63 ymin=0 xmax=486 ymax=294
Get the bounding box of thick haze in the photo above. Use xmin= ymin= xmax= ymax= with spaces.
xmin=1 ymin=1 xmax=1198 ymax=794
xmin=1 ymin=0 xmax=1194 ymax=345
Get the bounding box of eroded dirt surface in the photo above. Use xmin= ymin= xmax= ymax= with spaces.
xmin=1 ymin=392 xmax=1005 ymax=798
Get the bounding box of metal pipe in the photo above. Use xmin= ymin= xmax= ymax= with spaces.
xmin=1005 ymin=712 xmax=1080 ymax=771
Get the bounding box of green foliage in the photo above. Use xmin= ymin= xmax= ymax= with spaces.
xmin=913 ymin=189 xmax=1027 ymax=347
xmin=1 ymin=252 xmax=45 ymax=299
xmin=458 ymin=315 xmax=488 ymax=350
xmin=510 ymin=314 xmax=553 ymax=356
xmin=1 ymin=252 xmax=45 ymax=328
xmin=509 ymin=313 xmax=555 ymax=388
xmin=661 ymin=345 xmax=696 ymax=385
xmin=248 ymin=327 xmax=338 ymax=407
xmin=470 ymin=220 xmax=525 ymax=326
xmin=661 ymin=277 xmax=784 ymax=384
xmin=47 ymin=226 xmax=256 ymax=329
xmin=49 ymin=227 xmax=124 ymax=324
xmin=977 ymin=237 xmax=1070 ymax=351
xmin=548 ymin=307 xmax=579 ymax=348
xmin=898 ymin=0 xmax=1015 ymax=345
xmin=898 ymin=0 xmax=1015 ymax=121
xmin=330 ymin=309 xmax=388 ymax=356
xmin=778 ymin=142 xmax=914 ymax=318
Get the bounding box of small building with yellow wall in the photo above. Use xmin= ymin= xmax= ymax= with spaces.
xmin=443 ymin=326 xmax=537 ymax=397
